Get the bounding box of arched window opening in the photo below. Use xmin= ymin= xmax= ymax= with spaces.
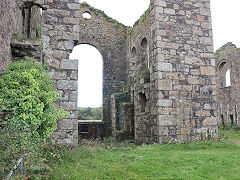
xmin=141 ymin=38 xmax=150 ymax=69
xmin=131 ymin=47 xmax=137 ymax=58
xmin=225 ymin=68 xmax=231 ymax=87
xmin=70 ymin=44 xmax=103 ymax=120
xmin=141 ymin=38 xmax=148 ymax=48
xmin=218 ymin=61 xmax=226 ymax=71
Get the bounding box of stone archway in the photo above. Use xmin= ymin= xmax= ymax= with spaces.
xmin=70 ymin=44 xmax=103 ymax=108
xmin=41 ymin=1 xmax=128 ymax=145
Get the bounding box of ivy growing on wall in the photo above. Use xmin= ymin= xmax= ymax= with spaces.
xmin=113 ymin=92 xmax=129 ymax=131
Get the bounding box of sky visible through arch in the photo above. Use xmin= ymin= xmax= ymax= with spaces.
xmin=70 ymin=45 xmax=103 ymax=107
xmin=74 ymin=0 xmax=240 ymax=107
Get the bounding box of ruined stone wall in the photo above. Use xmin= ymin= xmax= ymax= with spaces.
xmin=0 ymin=0 xmax=46 ymax=72
xmin=151 ymin=0 xmax=218 ymax=143
xmin=1 ymin=0 xmax=219 ymax=145
xmin=0 ymin=0 xmax=21 ymax=71
xmin=41 ymin=1 xmax=128 ymax=145
xmin=11 ymin=39 xmax=42 ymax=61
xmin=215 ymin=43 xmax=240 ymax=126
xmin=40 ymin=0 xmax=80 ymax=145
xmin=126 ymin=7 xmax=154 ymax=144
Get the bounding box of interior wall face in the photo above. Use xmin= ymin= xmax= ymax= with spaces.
xmin=126 ymin=9 xmax=157 ymax=144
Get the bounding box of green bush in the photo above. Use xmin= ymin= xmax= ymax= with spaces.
xmin=0 ymin=58 xmax=68 ymax=178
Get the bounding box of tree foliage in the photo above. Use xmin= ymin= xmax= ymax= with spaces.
xmin=78 ymin=107 xmax=102 ymax=120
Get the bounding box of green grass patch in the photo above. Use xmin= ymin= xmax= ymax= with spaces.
xmin=48 ymin=139 xmax=240 ymax=179
xmin=219 ymin=125 xmax=240 ymax=139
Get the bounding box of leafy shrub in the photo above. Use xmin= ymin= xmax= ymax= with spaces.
xmin=0 ymin=58 xmax=68 ymax=178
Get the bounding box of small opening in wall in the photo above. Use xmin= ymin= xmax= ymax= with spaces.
xmin=139 ymin=92 xmax=147 ymax=113
xmin=83 ymin=11 xmax=91 ymax=20
xmin=141 ymin=38 xmax=148 ymax=48
xmin=218 ymin=61 xmax=226 ymax=71
xmin=235 ymin=105 xmax=238 ymax=123
xmin=230 ymin=114 xmax=234 ymax=125
xmin=221 ymin=115 xmax=224 ymax=126
xmin=140 ymin=37 xmax=150 ymax=69
xmin=74 ymin=40 xmax=78 ymax=46
xmin=131 ymin=47 xmax=137 ymax=57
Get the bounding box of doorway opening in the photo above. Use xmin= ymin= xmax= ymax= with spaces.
xmin=70 ymin=44 xmax=104 ymax=139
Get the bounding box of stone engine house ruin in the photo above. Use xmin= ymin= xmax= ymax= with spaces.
xmin=215 ymin=43 xmax=240 ymax=127
xmin=1 ymin=0 xmax=220 ymax=145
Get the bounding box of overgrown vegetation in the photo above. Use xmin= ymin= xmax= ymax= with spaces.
xmin=78 ymin=107 xmax=102 ymax=120
xmin=140 ymin=68 xmax=150 ymax=83
xmin=219 ymin=125 xmax=240 ymax=139
xmin=2 ymin=122 xmax=240 ymax=179
xmin=0 ymin=58 xmax=68 ymax=179
xmin=114 ymin=92 xmax=130 ymax=127
xmin=47 ymin=138 xmax=240 ymax=179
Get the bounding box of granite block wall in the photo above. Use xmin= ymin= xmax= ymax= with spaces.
xmin=150 ymin=0 xmax=218 ymax=143
xmin=1 ymin=0 xmax=219 ymax=145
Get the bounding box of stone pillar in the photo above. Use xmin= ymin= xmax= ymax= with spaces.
xmin=42 ymin=0 xmax=80 ymax=146
xmin=152 ymin=0 xmax=218 ymax=143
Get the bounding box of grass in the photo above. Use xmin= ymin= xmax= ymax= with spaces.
xmin=219 ymin=125 xmax=240 ymax=139
xmin=48 ymin=138 xmax=240 ymax=179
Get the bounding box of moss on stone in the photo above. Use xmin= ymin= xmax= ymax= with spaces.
xmin=80 ymin=2 xmax=126 ymax=29
xmin=128 ymin=6 xmax=151 ymax=36
xmin=133 ymin=7 xmax=151 ymax=28
xmin=214 ymin=42 xmax=239 ymax=59
xmin=141 ymin=68 xmax=150 ymax=83
xmin=12 ymin=33 xmax=41 ymax=41
xmin=113 ymin=92 xmax=130 ymax=131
